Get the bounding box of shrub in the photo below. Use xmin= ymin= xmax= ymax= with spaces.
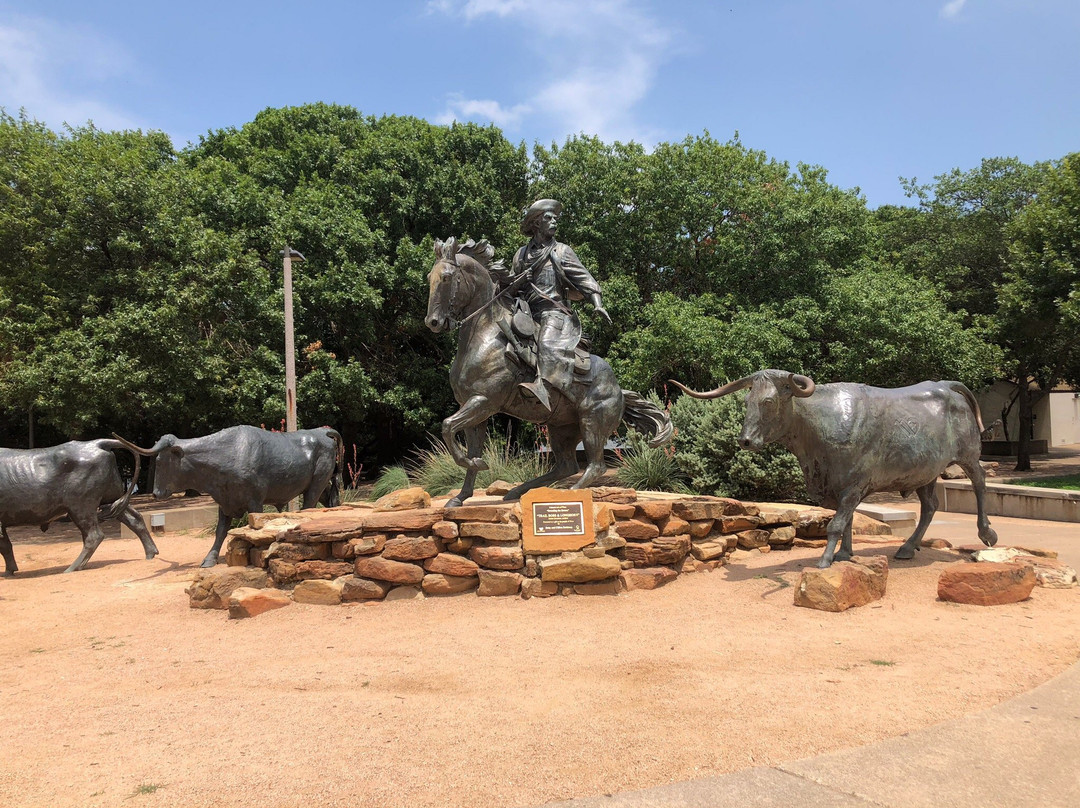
xmin=368 ymin=464 xmax=410 ymax=501
xmin=614 ymin=425 xmax=691 ymax=494
xmin=670 ymin=393 xmax=807 ymax=502
xmin=407 ymin=432 xmax=549 ymax=496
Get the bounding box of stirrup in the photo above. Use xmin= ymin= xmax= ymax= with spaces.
xmin=519 ymin=380 xmax=552 ymax=411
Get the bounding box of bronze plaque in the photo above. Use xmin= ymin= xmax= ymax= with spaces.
xmin=522 ymin=487 xmax=595 ymax=553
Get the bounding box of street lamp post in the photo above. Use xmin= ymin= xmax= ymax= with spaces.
xmin=280 ymin=246 xmax=305 ymax=433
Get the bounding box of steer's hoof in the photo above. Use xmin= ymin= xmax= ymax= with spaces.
xmin=200 ymin=556 xmax=219 ymax=568
xmin=894 ymin=545 xmax=916 ymax=561
xmin=816 ymin=557 xmax=833 ymax=569
xmin=3 ymin=569 xmax=15 ymax=577
xmin=981 ymin=528 xmax=999 ymax=548
xmin=834 ymin=549 xmax=852 ymax=562
xmin=445 ymin=497 xmax=463 ymax=509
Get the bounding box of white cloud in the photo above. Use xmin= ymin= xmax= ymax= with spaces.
xmin=0 ymin=16 xmax=143 ymax=132
xmin=435 ymin=94 xmax=531 ymax=129
xmin=432 ymin=0 xmax=674 ymax=145
xmin=940 ymin=0 xmax=967 ymax=20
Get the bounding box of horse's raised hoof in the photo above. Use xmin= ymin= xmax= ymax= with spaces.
xmin=894 ymin=545 xmax=916 ymax=561
xmin=465 ymin=457 xmax=489 ymax=472
xmin=980 ymin=528 xmax=999 ymax=548
xmin=501 ymin=491 xmax=522 ymax=502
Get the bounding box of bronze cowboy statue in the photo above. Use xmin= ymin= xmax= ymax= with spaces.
xmin=504 ymin=199 xmax=610 ymax=410
xmin=426 ymin=200 xmax=671 ymax=507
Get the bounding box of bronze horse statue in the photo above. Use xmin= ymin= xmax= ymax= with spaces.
xmin=426 ymin=237 xmax=671 ymax=506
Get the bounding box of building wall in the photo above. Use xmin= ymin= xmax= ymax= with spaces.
xmin=976 ymin=381 xmax=1053 ymax=443
xmin=1047 ymin=391 xmax=1080 ymax=446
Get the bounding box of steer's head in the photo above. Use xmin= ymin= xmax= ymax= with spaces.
xmin=738 ymin=370 xmax=816 ymax=451
xmin=669 ymin=369 xmax=816 ymax=451
xmin=148 ymin=436 xmax=186 ymax=499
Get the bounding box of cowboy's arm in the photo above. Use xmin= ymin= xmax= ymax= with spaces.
xmin=559 ymin=245 xmax=610 ymax=322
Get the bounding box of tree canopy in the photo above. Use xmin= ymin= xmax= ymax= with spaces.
xmin=4 ymin=105 xmax=1071 ymax=477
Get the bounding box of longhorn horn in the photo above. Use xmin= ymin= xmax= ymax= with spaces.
xmin=668 ymin=375 xmax=756 ymax=399
xmin=111 ymin=432 xmax=174 ymax=456
xmin=789 ymin=373 xmax=816 ymax=398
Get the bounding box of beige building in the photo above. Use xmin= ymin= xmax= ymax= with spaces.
xmin=977 ymin=381 xmax=1080 ymax=448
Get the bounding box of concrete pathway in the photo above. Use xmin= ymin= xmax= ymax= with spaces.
xmin=540 ymin=511 xmax=1080 ymax=808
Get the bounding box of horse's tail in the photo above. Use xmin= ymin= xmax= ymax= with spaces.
xmin=622 ymin=390 xmax=673 ymax=448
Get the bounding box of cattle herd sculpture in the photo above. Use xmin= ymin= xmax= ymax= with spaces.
xmin=1 ymin=199 xmax=1001 ymax=576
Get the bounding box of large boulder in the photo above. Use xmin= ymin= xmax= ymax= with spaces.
xmin=187 ymin=568 xmax=270 ymax=610
xmin=937 ymin=562 xmax=1036 ymax=605
xmin=794 ymin=556 xmax=889 ymax=612
xmin=540 ymin=553 xmax=621 ymax=583
xmin=228 ymin=587 xmax=292 ymax=619
xmin=292 ymin=578 xmax=344 ymax=606
xmin=373 ymin=486 xmax=431 ymax=512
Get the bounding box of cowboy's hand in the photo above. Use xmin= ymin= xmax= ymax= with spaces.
xmin=594 ymin=305 xmax=612 ymax=324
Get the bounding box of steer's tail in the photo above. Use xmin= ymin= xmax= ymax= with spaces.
xmin=93 ymin=439 xmax=143 ymax=520
xmin=622 ymin=390 xmax=674 ymax=447
xmin=322 ymin=428 xmax=345 ymax=508
xmin=944 ymin=381 xmax=986 ymax=434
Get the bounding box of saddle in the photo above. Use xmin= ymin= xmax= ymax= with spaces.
xmin=499 ymin=299 xmax=591 ymax=377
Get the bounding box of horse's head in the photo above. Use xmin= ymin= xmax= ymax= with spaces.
xmin=426 ymin=237 xmax=493 ymax=332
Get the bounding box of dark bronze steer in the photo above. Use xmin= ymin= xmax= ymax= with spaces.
xmin=0 ymin=440 xmax=158 ymax=574
xmin=114 ymin=426 xmax=343 ymax=567
xmin=670 ymin=370 xmax=998 ymax=567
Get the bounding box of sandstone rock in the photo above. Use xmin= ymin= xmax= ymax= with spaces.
xmin=635 ymin=500 xmax=672 ymax=521
xmin=1013 ymin=545 xmax=1058 ymax=559
xmin=520 ymin=578 xmax=558 ymax=598
xmin=609 ymin=503 xmax=636 ymax=519
xmin=382 ymin=534 xmax=441 ymax=561
xmin=729 ymin=548 xmax=760 ymax=561
xmin=422 ymin=573 xmax=479 ymax=595
xmin=971 ymin=547 xmax=1023 ymax=564
xmin=469 ymin=545 xmax=525 ymax=570
xmin=446 ymin=538 xmax=474 ymax=554
xmin=590 ymin=486 xmax=637 ymax=503
xmin=460 ymin=522 xmax=520 ymax=542
xmin=187 ymin=568 xmax=270 ymax=610
xmin=249 ymin=548 xmax=265 ymax=567
xmin=658 ymin=515 xmax=691 ymax=537
xmin=362 ymin=508 xmax=445 ymax=532
xmin=484 ymin=480 xmax=515 ymax=496
xmin=794 ymin=556 xmax=889 ymax=612
xmin=331 ymin=533 xmax=387 ymax=559
xmin=226 ymin=537 xmax=252 ymax=566
xmin=354 ymin=556 xmax=425 ymax=585
xmin=574 ymin=579 xmax=621 ymax=595
xmin=595 ymin=530 xmax=627 ymax=551
xmin=264 ymin=541 xmax=330 ymax=562
xmin=614 ymin=518 xmax=660 ymax=542
xmin=852 ymin=512 xmax=892 ymax=536
xmin=718 ymin=516 xmax=761 ymax=533
xmin=687 ymin=520 xmax=714 ymax=538
xmin=794 ymin=538 xmax=828 ymax=548
xmin=621 ymin=567 xmax=679 ymax=591
xmin=233 ymin=522 xmax=300 ymax=548
xmin=432 ymin=520 xmax=460 ymax=540
xmin=477 ymin=570 xmax=523 ymax=596
xmin=384 ymin=585 xmax=425 ymax=601
xmin=228 ymin=587 xmax=292 ymax=619
xmin=671 ymin=497 xmax=748 ymax=521
xmin=540 ymin=553 xmax=621 ymax=582
xmin=269 ymin=559 xmax=353 ymax=586
xmin=690 ymin=540 xmax=726 ymax=562
xmin=582 ymin=546 xmax=608 ymax=558
xmin=938 ymin=563 xmax=1036 ymax=605
xmin=593 ymin=502 xmax=614 ymax=531
xmin=794 ymin=508 xmax=834 ymax=538
xmin=340 ymin=575 xmax=392 ymax=601
xmin=442 ymin=504 xmax=513 ymax=523
xmin=736 ymin=529 xmax=771 ymax=550
xmin=920 ymin=538 xmax=953 ymax=549
xmin=373 ymin=486 xmax=431 ymax=512
xmin=246 ymin=512 xmax=306 ymax=531
xmin=622 ymin=534 xmax=691 ymax=567
xmin=1015 ymin=555 xmax=1078 ymax=589
xmin=293 ymin=578 xmax=344 ymax=605
xmin=750 ymin=503 xmax=802 ymax=524
xmin=768 ymin=526 xmax=797 ymax=546
xmin=424 ymin=552 xmax=480 ymax=577
xmin=524 ymin=557 xmax=539 ymax=577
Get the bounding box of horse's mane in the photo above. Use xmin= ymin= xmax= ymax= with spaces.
xmin=439 ymin=237 xmax=510 ymax=286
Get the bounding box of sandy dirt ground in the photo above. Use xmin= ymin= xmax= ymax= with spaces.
xmin=1 ymin=512 xmax=1079 ymax=808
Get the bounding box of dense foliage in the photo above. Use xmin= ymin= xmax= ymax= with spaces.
xmin=2 ymin=104 xmax=1074 ymax=485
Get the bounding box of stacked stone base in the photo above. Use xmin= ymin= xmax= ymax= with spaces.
xmin=202 ymin=489 xmax=884 ymax=608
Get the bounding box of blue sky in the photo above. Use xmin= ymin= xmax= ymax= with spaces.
xmin=1 ymin=0 xmax=1077 ymax=207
